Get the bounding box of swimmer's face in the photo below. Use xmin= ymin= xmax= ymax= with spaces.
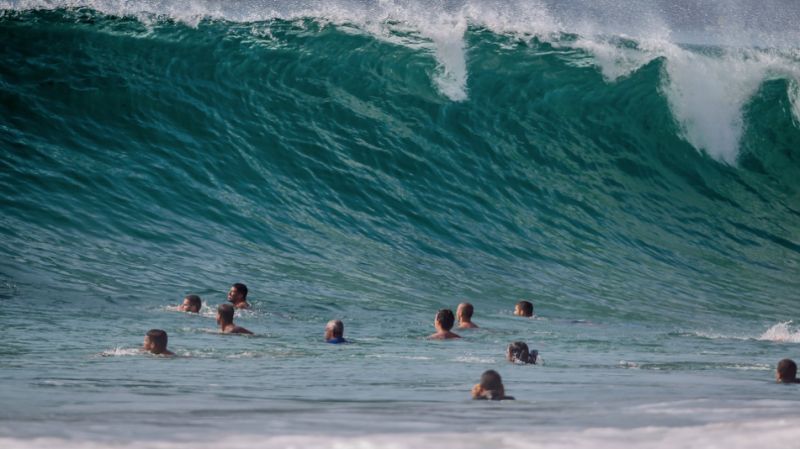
xmin=181 ymin=298 xmax=199 ymax=313
xmin=514 ymin=304 xmax=522 ymax=316
xmin=143 ymin=336 xmax=153 ymax=351
xmin=227 ymin=287 xmax=242 ymax=303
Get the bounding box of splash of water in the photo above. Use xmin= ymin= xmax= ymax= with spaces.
xmin=758 ymin=321 xmax=800 ymax=343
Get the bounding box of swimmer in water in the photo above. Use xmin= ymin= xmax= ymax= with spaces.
xmin=514 ymin=300 xmax=534 ymax=317
xmin=457 ymin=302 xmax=479 ymax=329
xmin=325 ymin=319 xmax=347 ymax=344
xmin=428 ymin=309 xmax=461 ymax=340
xmin=471 ymin=370 xmax=514 ymax=400
xmin=142 ymin=329 xmax=175 ymax=356
xmin=177 ymin=294 xmax=202 ymax=313
xmin=506 ymin=341 xmax=538 ymax=364
xmin=216 ymin=303 xmax=253 ymax=335
xmin=227 ymin=283 xmax=251 ymax=309
xmin=776 ymin=359 xmax=800 ymax=383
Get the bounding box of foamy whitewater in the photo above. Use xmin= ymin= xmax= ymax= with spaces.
xmin=1 ymin=1 xmax=799 ymax=448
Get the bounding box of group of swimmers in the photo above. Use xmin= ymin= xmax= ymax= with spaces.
xmin=141 ymin=284 xmax=799 ymax=399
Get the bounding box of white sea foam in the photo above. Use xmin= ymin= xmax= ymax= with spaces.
xmin=98 ymin=347 xmax=141 ymax=357
xmin=454 ymin=355 xmax=496 ymax=364
xmin=619 ymin=360 xmax=640 ymax=369
xmin=790 ymin=79 xmax=800 ymax=127
xmin=226 ymin=351 xmax=260 ymax=359
xmin=687 ymin=322 xmax=800 ymax=343
xmin=758 ymin=321 xmax=800 ymax=343
xmin=423 ymin=13 xmax=468 ymax=101
xmin=660 ymin=47 xmax=800 ymax=164
xmin=550 ymin=35 xmax=800 ymax=164
xmin=365 ymin=354 xmax=433 ymax=361
xmin=2 ymin=419 xmax=799 ymax=449
xmin=567 ymin=37 xmax=659 ymax=81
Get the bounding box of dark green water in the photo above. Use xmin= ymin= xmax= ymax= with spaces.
xmin=1 ymin=3 xmax=799 ymax=448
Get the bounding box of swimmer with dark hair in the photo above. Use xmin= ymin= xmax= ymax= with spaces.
xmin=227 ymin=283 xmax=251 ymax=309
xmin=506 ymin=341 xmax=538 ymax=364
xmin=429 ymin=309 xmax=461 ymax=340
xmin=142 ymin=329 xmax=175 ymax=356
xmin=471 ymin=370 xmax=514 ymax=400
xmin=457 ymin=302 xmax=478 ymax=329
xmin=325 ymin=319 xmax=347 ymax=344
xmin=776 ymin=359 xmax=799 ymax=383
xmin=216 ymin=304 xmax=253 ymax=334
xmin=514 ymin=300 xmax=534 ymax=317
xmin=177 ymin=294 xmax=202 ymax=313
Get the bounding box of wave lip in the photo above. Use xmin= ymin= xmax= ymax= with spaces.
xmin=3 ymin=2 xmax=800 ymax=164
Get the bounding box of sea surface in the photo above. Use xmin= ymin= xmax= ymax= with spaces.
xmin=1 ymin=1 xmax=800 ymax=448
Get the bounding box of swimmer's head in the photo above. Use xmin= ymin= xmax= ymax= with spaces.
xmin=474 ymin=369 xmax=505 ymax=400
xmin=507 ymin=341 xmax=535 ymax=364
xmin=228 ymin=283 xmax=248 ymax=304
xmin=181 ymin=295 xmax=202 ymax=313
xmin=457 ymin=302 xmax=474 ymax=322
xmin=217 ymin=303 xmax=235 ymax=325
xmin=514 ymin=300 xmax=534 ymax=317
xmin=435 ymin=309 xmax=456 ymax=331
xmin=325 ymin=319 xmax=344 ymax=340
xmin=777 ymin=359 xmax=797 ymax=383
xmin=144 ymin=329 xmax=169 ymax=354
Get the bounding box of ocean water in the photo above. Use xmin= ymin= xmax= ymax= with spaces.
xmin=1 ymin=1 xmax=800 ymax=448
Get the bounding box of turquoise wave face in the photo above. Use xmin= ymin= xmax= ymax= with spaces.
xmin=2 ymin=9 xmax=798 ymax=320
xmin=1 ymin=7 xmax=800 ymax=442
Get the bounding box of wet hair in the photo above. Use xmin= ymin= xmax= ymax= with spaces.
xmin=217 ymin=303 xmax=235 ymax=323
xmin=479 ymin=370 xmax=505 ymax=399
xmin=507 ymin=341 xmax=536 ymax=364
xmin=777 ymin=359 xmax=797 ymax=382
xmin=184 ymin=295 xmax=202 ymax=311
xmin=146 ymin=329 xmax=168 ymax=349
xmin=516 ymin=300 xmax=534 ymax=317
xmin=435 ymin=309 xmax=456 ymax=331
xmin=326 ymin=320 xmax=344 ymax=338
xmin=231 ymin=283 xmax=248 ymax=298
xmin=458 ymin=302 xmax=474 ymax=320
